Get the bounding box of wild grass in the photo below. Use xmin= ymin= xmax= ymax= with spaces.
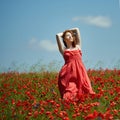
xmin=0 ymin=61 xmax=120 ymax=119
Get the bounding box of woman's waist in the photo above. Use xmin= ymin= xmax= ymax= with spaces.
xmin=64 ymin=56 xmax=82 ymax=63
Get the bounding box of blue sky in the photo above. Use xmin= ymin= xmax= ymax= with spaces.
xmin=0 ymin=0 xmax=120 ymax=71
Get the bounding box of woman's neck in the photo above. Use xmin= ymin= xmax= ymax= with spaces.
xmin=66 ymin=43 xmax=73 ymax=49
xmin=67 ymin=46 xmax=73 ymax=49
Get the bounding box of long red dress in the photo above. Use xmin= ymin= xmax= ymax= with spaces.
xmin=58 ymin=49 xmax=95 ymax=100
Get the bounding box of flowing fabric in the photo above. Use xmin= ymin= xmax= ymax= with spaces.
xmin=58 ymin=49 xmax=95 ymax=100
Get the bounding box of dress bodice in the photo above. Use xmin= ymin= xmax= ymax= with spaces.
xmin=63 ymin=49 xmax=82 ymax=64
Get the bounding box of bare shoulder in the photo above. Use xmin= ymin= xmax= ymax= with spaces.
xmin=60 ymin=47 xmax=66 ymax=56
xmin=76 ymin=44 xmax=81 ymax=50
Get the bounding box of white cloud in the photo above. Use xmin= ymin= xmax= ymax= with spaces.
xmin=38 ymin=40 xmax=58 ymax=51
xmin=72 ymin=16 xmax=112 ymax=28
xmin=28 ymin=38 xmax=58 ymax=51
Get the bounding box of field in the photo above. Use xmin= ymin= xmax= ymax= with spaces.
xmin=0 ymin=69 xmax=120 ymax=120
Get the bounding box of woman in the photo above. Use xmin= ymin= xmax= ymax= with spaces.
xmin=56 ymin=28 xmax=95 ymax=101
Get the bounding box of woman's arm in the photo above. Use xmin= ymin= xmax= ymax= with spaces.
xmin=70 ymin=28 xmax=82 ymax=49
xmin=56 ymin=32 xmax=64 ymax=55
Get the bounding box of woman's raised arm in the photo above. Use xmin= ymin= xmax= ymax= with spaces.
xmin=70 ymin=28 xmax=82 ymax=49
xmin=56 ymin=32 xmax=64 ymax=55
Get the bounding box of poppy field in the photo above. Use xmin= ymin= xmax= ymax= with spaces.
xmin=0 ymin=69 xmax=120 ymax=120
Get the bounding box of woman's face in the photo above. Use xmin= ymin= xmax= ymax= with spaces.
xmin=64 ymin=32 xmax=73 ymax=43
